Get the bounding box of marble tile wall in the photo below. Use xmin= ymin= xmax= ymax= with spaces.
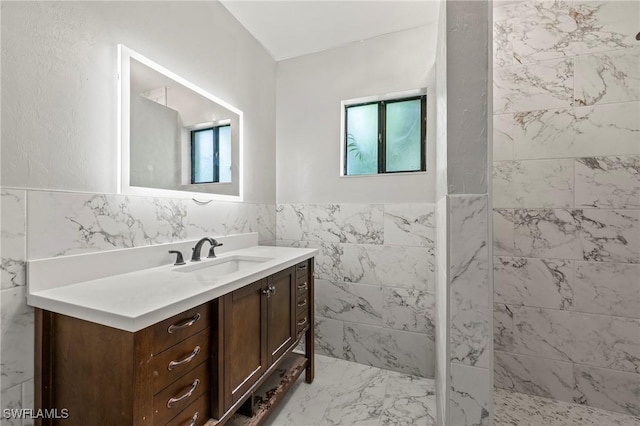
xmin=493 ymin=0 xmax=640 ymax=416
xmin=276 ymin=203 xmax=436 ymax=377
xmin=0 ymin=188 xmax=276 ymax=419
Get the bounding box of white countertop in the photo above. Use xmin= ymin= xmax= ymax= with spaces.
xmin=28 ymin=241 xmax=317 ymax=332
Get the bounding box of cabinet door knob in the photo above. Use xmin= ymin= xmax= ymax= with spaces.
xmin=167 ymin=313 xmax=201 ymax=334
xmin=167 ymin=346 xmax=201 ymax=371
xmin=167 ymin=379 xmax=200 ymax=408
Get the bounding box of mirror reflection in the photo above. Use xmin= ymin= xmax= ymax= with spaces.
xmin=119 ymin=46 xmax=242 ymax=200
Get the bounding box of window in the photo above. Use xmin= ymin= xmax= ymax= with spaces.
xmin=344 ymin=95 xmax=426 ymax=176
xmin=191 ymin=125 xmax=232 ymax=184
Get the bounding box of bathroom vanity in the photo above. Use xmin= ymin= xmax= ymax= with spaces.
xmin=27 ymin=234 xmax=316 ymax=426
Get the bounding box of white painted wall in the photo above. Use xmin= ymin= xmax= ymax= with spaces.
xmin=275 ymin=25 xmax=438 ymax=204
xmin=1 ymin=1 xmax=276 ymax=203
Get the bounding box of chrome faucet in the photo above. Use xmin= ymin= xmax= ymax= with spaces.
xmin=190 ymin=237 xmax=224 ymax=261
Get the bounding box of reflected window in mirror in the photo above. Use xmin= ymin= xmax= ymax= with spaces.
xmin=191 ymin=125 xmax=232 ymax=184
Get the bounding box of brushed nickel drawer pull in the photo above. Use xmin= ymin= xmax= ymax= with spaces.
xmin=297 ymin=282 xmax=308 ymax=291
xmin=167 ymin=346 xmax=201 ymax=371
xmin=168 ymin=313 xmax=201 ymax=334
xmin=297 ymin=299 xmax=307 ymax=307
xmin=188 ymin=412 xmax=199 ymax=426
xmin=167 ymin=379 xmax=200 ymax=408
xmin=297 ymin=317 xmax=307 ymax=326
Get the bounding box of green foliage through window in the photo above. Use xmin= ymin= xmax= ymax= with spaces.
xmin=344 ymin=95 xmax=426 ymax=176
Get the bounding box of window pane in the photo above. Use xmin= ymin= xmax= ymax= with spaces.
xmin=385 ymin=99 xmax=422 ymax=172
xmin=218 ymin=125 xmax=232 ymax=183
xmin=346 ymin=104 xmax=378 ymax=175
xmin=193 ymin=129 xmax=214 ymax=183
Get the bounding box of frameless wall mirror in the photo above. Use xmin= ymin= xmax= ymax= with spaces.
xmin=118 ymin=45 xmax=243 ymax=201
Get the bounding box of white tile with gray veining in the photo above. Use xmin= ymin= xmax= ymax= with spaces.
xmin=575 ymin=47 xmax=640 ymax=106
xmin=579 ymin=208 xmax=639 ymax=264
xmin=493 ymin=114 xmax=515 ymax=161
xmin=381 ymin=372 xmax=436 ymax=425
xmin=344 ymin=322 xmax=433 ymax=378
xmin=307 ymin=204 xmax=383 ymax=245
xmin=184 ymin=200 xmax=254 ymax=238
xmin=512 ymin=102 xmax=640 ymax=160
xmin=22 ymin=379 xmax=34 ymax=426
xmin=382 ymin=287 xmax=435 ymax=335
xmin=340 ymin=244 xmax=432 ymax=290
xmin=575 ymin=156 xmax=640 ymax=209
xmin=383 ymin=203 xmax=435 ymax=248
xmin=450 ymin=364 xmax=491 ymax=426
xmin=512 ymin=209 xmax=583 ymax=259
xmin=314 ymin=317 xmax=344 ymax=359
xmin=494 ymin=256 xmax=574 ymax=310
xmin=494 ymin=387 xmax=640 ymax=426
xmin=0 ymin=383 xmax=22 ymax=426
xmin=574 ymin=261 xmax=640 ymax=319
xmin=574 ymin=364 xmax=640 ymax=416
xmin=494 ymin=350 xmax=577 ymax=403
xmin=315 ymin=280 xmax=382 ymax=327
xmin=275 ymin=204 xmax=308 ymax=241
xmin=493 ymin=159 xmax=574 ymax=208
xmin=27 ymin=191 xmax=187 ymax=258
xmin=257 ymin=203 xmax=277 ymax=243
xmin=494 ymin=303 xmax=640 ymax=373
xmin=435 ymin=196 xmax=448 ymax=426
xmin=449 ymin=195 xmax=490 ymax=368
xmin=1 ymin=190 xmax=26 ymax=290
xmin=494 ymin=58 xmax=574 ymax=114
xmin=1 ymin=287 xmax=34 ymax=391
xmin=494 ymin=1 xmax=639 ymax=68
xmin=493 ymin=209 xmax=517 ymax=256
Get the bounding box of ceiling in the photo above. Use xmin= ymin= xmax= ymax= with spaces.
xmin=219 ymin=0 xmax=441 ymax=61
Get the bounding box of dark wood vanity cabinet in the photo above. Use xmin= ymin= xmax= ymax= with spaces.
xmin=35 ymin=258 xmax=314 ymax=426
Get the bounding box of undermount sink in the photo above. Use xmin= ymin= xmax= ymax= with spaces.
xmin=173 ymin=255 xmax=272 ymax=276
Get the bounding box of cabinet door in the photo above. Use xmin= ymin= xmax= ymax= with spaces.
xmin=266 ymin=266 xmax=296 ymax=365
xmin=222 ymin=279 xmax=267 ymax=409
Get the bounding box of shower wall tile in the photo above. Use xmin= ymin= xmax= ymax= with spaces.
xmin=493 ymin=58 xmax=574 ymax=114
xmin=493 ymin=209 xmax=516 ymax=256
xmin=575 ymin=156 xmax=640 ymax=209
xmin=343 ymin=322 xmax=433 ymax=377
xmin=573 ymin=261 xmax=640 ymax=319
xmin=450 ymin=364 xmax=491 ymax=426
xmin=579 ymin=208 xmax=639 ymax=264
xmin=315 ymin=280 xmax=382 ymax=327
xmin=512 ymin=209 xmax=583 ymax=260
xmin=493 ymin=114 xmax=514 ymax=161
xmin=1 ymin=190 xmax=26 ymax=290
xmin=494 ymin=256 xmax=574 ymax=310
xmin=382 ymin=287 xmax=435 ymax=335
xmin=275 ymin=204 xmax=308 ymax=241
xmin=494 ymin=303 xmax=640 ymax=373
xmin=511 ymin=102 xmax=640 ymax=160
xmin=434 ymin=196 xmax=449 ymax=425
xmin=308 ymin=204 xmax=384 ymax=245
xmin=494 ymin=351 xmax=576 ymax=402
xmin=494 ymin=1 xmax=639 ymax=68
xmin=574 ymin=364 xmax=640 ymax=416
xmin=1 ymin=287 xmax=34 ymax=391
xmin=448 ymin=195 xmax=490 ymax=368
xmin=574 ymin=47 xmax=640 ymax=106
xmin=383 ymin=203 xmax=435 ymax=248
xmin=493 ymin=159 xmax=574 ymax=208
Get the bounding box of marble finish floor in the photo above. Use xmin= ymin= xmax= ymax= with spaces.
xmin=261 ymin=354 xmax=640 ymax=426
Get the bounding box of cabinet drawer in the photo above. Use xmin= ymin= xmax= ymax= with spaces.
xmin=296 ymin=312 xmax=309 ymax=335
xmin=296 ymin=293 xmax=308 ymax=315
xmin=153 ymin=328 xmax=211 ymax=394
xmin=295 ymin=279 xmax=309 ymax=298
xmin=164 ymin=392 xmax=209 ymax=426
xmin=154 ymin=361 xmax=210 ymax=425
xmin=153 ymin=303 xmax=211 ymax=355
xmin=295 ymin=261 xmax=309 ymax=279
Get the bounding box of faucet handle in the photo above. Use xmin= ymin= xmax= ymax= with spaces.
xmin=169 ymin=250 xmax=186 ymax=266
xmin=207 ymin=241 xmax=224 ymax=258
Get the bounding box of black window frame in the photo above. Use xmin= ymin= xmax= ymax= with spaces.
xmin=344 ymin=95 xmax=427 ymax=176
xmin=190 ymin=124 xmax=230 ymax=184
